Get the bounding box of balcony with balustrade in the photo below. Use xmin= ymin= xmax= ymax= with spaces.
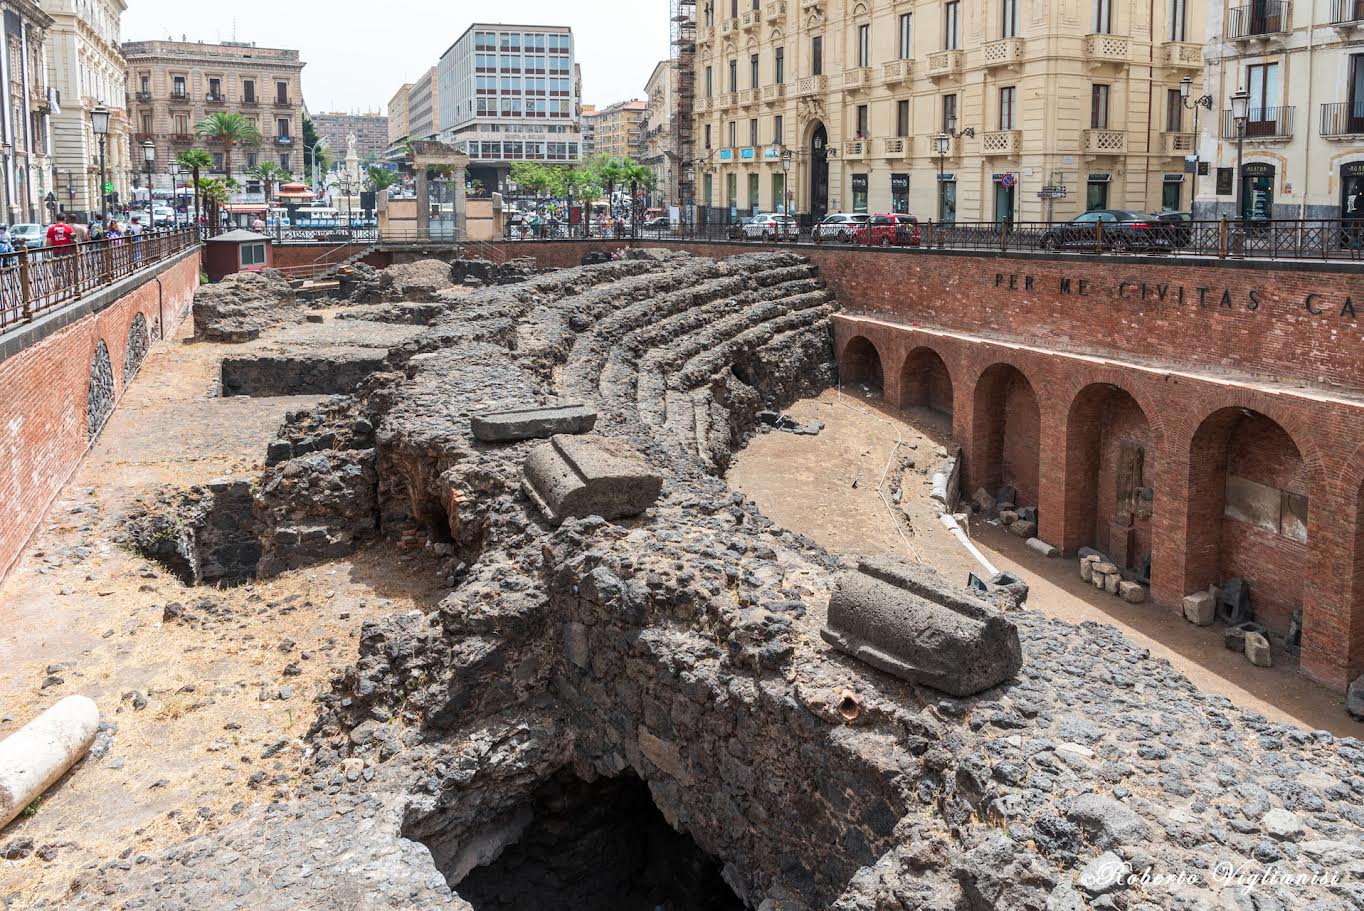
xmin=1161 ymin=41 xmax=1203 ymax=69
xmin=721 ymin=17 xmax=737 ymax=35
xmin=795 ymin=75 xmax=826 ymax=97
xmin=740 ymin=9 xmax=758 ymax=29
xmin=879 ymin=137 xmax=911 ymax=159
xmin=1161 ymin=131 xmax=1196 ymax=156
xmin=926 ymin=50 xmax=962 ymax=79
xmin=1084 ymin=34 xmax=1130 ymax=66
xmin=1081 ymin=129 xmax=1128 ymax=155
xmin=698 ymin=26 xmax=714 ymax=44
xmin=843 ymin=67 xmax=872 ymax=91
xmin=882 ymin=59 xmax=912 ymax=84
xmin=719 ymin=92 xmax=737 ymax=110
xmin=981 ymin=130 xmax=1021 ymax=156
xmin=762 ymin=83 xmax=787 ymax=105
xmin=982 ymin=37 xmax=1024 ymax=69
xmin=764 ymin=0 xmax=787 ymax=21
xmin=843 ymin=140 xmax=868 ymax=161
xmin=738 ymin=88 xmax=757 ymax=107
xmin=1226 ymin=1 xmax=1290 ymax=40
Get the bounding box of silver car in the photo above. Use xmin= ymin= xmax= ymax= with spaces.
xmin=741 ymin=213 xmax=799 ymax=241
xmin=813 ymin=213 xmax=870 ymax=244
xmin=9 ymin=223 xmax=45 ymax=248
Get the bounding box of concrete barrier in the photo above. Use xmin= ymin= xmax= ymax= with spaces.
xmin=0 ymin=695 xmax=100 ymax=830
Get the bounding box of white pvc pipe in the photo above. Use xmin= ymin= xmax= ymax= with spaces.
xmin=0 ymin=695 xmax=99 ymax=830
xmin=939 ymin=513 xmax=1001 ymax=578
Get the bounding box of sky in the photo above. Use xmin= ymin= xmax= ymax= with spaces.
xmin=121 ymin=0 xmax=673 ymax=114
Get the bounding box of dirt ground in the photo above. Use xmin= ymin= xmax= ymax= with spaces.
xmin=0 ymin=320 xmax=443 ymax=907
xmin=728 ymin=387 xmax=1361 ymax=738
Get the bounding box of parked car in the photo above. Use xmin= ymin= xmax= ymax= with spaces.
xmin=1153 ymin=210 xmax=1193 ymax=247
xmin=853 ymin=213 xmax=921 ymax=247
xmin=813 ymin=212 xmax=870 ymax=244
xmin=726 ymin=216 xmax=754 ymax=240
xmin=152 ymin=206 xmax=177 ymax=228
xmin=10 ymin=223 xmax=44 ymax=248
xmin=741 ymin=213 xmax=799 ymax=241
xmin=1037 ymin=210 xmax=1170 ymax=252
xmin=640 ymin=215 xmax=672 ymax=235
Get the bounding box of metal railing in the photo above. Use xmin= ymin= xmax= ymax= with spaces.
xmin=488 ymin=217 xmax=1364 ymax=262
xmin=1329 ymin=0 xmax=1363 ymax=21
xmin=1221 ymin=106 xmax=1294 ymax=139
xmin=1227 ymin=0 xmax=1290 ymax=36
xmin=1320 ymin=101 xmax=1364 ymax=137
xmin=0 ymin=228 xmax=199 ymax=332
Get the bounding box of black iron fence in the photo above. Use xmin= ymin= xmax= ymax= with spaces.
xmin=1330 ymin=0 xmax=1364 ymax=22
xmin=1221 ymin=106 xmax=1294 ymax=140
xmin=1320 ymin=102 xmax=1364 ymax=138
xmin=1227 ymin=0 xmax=1290 ymax=36
xmin=491 ymin=217 xmax=1364 ymax=262
xmin=0 ymin=228 xmax=199 ymax=332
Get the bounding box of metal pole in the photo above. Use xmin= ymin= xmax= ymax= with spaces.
xmin=937 ymin=152 xmax=944 ymax=221
xmin=1236 ymin=125 xmax=1245 ymax=223
xmin=98 ymin=135 xmax=107 ymax=221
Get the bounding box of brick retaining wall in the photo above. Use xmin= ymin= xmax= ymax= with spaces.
xmin=0 ymin=249 xmax=201 ymax=583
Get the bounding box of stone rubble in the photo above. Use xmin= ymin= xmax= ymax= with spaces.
xmin=61 ymin=251 xmax=1364 ymax=911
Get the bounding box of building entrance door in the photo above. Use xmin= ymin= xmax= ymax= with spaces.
xmin=993 ymin=180 xmax=1015 ymax=224
xmin=809 ymin=123 xmax=829 ymax=220
xmin=1341 ymin=161 xmax=1364 ymax=250
xmin=1239 ymin=162 xmax=1274 ymax=221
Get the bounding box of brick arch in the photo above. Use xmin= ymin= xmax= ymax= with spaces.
xmin=1182 ymin=405 xmax=1313 ymax=637
xmin=970 ymin=361 xmax=1041 ymax=508
xmin=897 ymin=346 xmax=954 ymax=417
xmin=1060 ymin=383 xmax=1157 ymax=565
xmin=839 ymin=335 xmax=885 ymax=393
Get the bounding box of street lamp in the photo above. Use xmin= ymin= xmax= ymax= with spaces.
xmin=91 ymin=104 xmax=110 ymax=220
xmin=142 ymin=139 xmax=156 ymax=215
xmin=934 ymin=130 xmax=950 ymax=225
xmin=780 ymin=148 xmax=792 ymax=219
xmin=1179 ymin=75 xmax=1213 ymax=207
xmin=1230 ymin=86 xmax=1250 ymax=221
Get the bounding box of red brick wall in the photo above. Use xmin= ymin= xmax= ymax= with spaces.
xmin=900 ymin=348 xmax=954 ymax=415
xmin=1094 ymin=393 xmax=1155 ymax=570
xmin=270 ymin=243 xmax=388 ymax=272
xmin=0 ymin=251 xmax=200 ymax=583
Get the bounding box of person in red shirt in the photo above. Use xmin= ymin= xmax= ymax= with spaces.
xmin=46 ymin=215 xmax=77 ymax=252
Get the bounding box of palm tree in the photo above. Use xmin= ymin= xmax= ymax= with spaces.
xmin=175 ymin=148 xmax=213 ymax=225
xmin=197 ymin=177 xmax=230 ymax=231
xmin=194 ymin=112 xmax=261 ymax=186
xmin=365 ymin=163 xmax=399 ymax=194
xmin=591 ymin=155 xmax=629 ymax=220
xmin=620 ymin=159 xmax=658 ymax=228
xmin=247 ymin=162 xmax=289 ymax=206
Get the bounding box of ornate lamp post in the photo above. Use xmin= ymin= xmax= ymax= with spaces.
xmin=142 ymin=140 xmax=156 ymax=214
xmin=780 ymin=148 xmax=793 ymax=221
xmin=1179 ymin=76 xmax=1213 ymax=206
xmin=1230 ymin=87 xmax=1250 ymax=221
xmin=91 ymin=104 xmax=110 ymax=220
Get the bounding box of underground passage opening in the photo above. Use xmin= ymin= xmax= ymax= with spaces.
xmin=841 ymin=336 xmax=884 ymax=396
xmin=432 ymin=769 xmax=745 ymax=911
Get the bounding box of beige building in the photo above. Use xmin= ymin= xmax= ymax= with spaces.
xmin=595 ymin=98 xmax=647 ymax=160
xmin=388 ymin=83 xmax=411 ymax=146
xmin=123 ymin=39 xmax=306 ymax=197
xmin=641 ymin=59 xmax=678 ymax=206
xmin=692 ymin=0 xmax=1206 ymax=223
xmin=408 ymin=66 xmax=439 ymax=141
xmin=42 ymin=0 xmax=127 ymax=219
xmin=312 ymin=111 xmax=388 ymax=162
xmin=1195 ymin=0 xmax=1364 ymax=221
xmin=3 ymin=0 xmax=56 ymax=223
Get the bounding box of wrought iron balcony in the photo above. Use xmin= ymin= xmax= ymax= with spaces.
xmin=206 ymin=92 xmax=226 ymax=104
xmin=135 ymin=90 xmax=152 ymax=103
xmin=1227 ymin=1 xmax=1289 ymax=38
xmin=1320 ymin=102 xmax=1364 ymax=137
xmin=1330 ymin=0 xmax=1363 ymax=23
xmin=843 ymin=140 xmax=868 ymax=160
xmin=982 ymin=37 xmax=1024 ymax=68
xmin=879 ymin=136 xmax=911 ymax=158
xmin=274 ymin=136 xmax=295 ymax=147
xmin=1221 ymin=106 xmax=1294 ymax=140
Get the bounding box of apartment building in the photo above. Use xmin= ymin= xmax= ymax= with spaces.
xmin=692 ymin=0 xmax=1206 ymax=223
xmin=42 ymin=0 xmax=128 ymax=219
xmin=435 ymin=23 xmax=581 ymax=192
xmin=312 ymin=111 xmax=389 ymax=162
xmin=408 ymin=66 xmax=440 ymax=141
xmin=594 ymin=98 xmax=647 ymax=160
xmin=580 ymin=103 xmax=598 ymax=157
xmin=3 ymin=0 xmax=55 ymax=223
xmin=1195 ymin=0 xmax=1364 ymax=221
xmin=123 ymin=39 xmax=306 ymax=194
xmin=388 ymin=83 xmax=411 ymax=146
xmin=642 ymin=61 xmax=679 ymax=206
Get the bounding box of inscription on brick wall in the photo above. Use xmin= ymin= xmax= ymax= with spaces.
xmin=993 ymin=272 xmax=1357 ymax=319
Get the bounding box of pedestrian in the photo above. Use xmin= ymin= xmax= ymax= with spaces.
xmin=88 ymin=215 xmax=106 ymax=241
xmin=251 ymin=214 xmax=266 ymax=232
xmin=129 ymin=215 xmax=144 ymax=264
xmin=47 ymin=214 xmax=78 ymax=252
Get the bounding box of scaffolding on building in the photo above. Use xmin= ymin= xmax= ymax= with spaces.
xmin=671 ymin=0 xmax=697 ymax=217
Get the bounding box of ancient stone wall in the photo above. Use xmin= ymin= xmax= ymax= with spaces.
xmin=0 ymin=249 xmax=199 ymax=583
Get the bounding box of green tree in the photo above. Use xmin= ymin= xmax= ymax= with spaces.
xmin=588 ymin=154 xmax=629 ymax=219
xmin=620 ymin=159 xmax=657 ymax=226
xmin=175 ymin=148 xmax=213 ymax=224
xmin=302 ymin=114 xmax=324 ymax=180
xmin=247 ymin=161 xmax=290 ymax=206
xmin=194 ymin=112 xmax=262 ymax=184
xmin=197 ymin=177 xmax=230 ymax=229
xmin=365 ymin=163 xmax=399 ymax=193
xmin=564 ymin=165 xmax=602 ymax=236
xmin=510 ymin=161 xmax=554 ymax=199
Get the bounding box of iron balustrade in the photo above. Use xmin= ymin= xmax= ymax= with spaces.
xmin=0 ymin=228 xmax=199 ymax=332
xmin=483 ymin=217 xmax=1364 ymax=262
xmin=1227 ymin=0 xmax=1290 ymax=36
xmin=1330 ymin=0 xmax=1364 ymax=22
xmin=1221 ymin=106 xmax=1294 ymax=139
xmin=1321 ymin=101 xmax=1364 ymax=137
